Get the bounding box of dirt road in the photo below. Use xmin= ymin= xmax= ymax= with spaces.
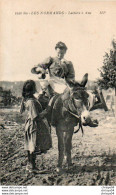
xmin=0 ymin=108 xmax=116 ymax=185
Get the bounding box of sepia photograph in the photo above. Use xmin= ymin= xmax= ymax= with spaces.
xmin=0 ymin=0 xmax=116 ymax=189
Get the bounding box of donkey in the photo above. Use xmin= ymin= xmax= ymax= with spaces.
xmin=48 ymin=85 xmax=94 ymax=173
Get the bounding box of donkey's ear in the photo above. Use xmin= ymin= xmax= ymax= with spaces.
xmin=80 ymin=73 xmax=88 ymax=87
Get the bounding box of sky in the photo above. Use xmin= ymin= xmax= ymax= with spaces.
xmin=1 ymin=0 xmax=116 ymax=81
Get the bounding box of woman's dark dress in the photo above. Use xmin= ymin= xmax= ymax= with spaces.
xmin=24 ymin=98 xmax=52 ymax=154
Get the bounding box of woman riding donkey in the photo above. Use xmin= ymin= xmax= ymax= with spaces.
xmin=30 ymin=43 xmax=99 ymax=172
xmin=31 ymin=41 xmax=88 ymax=96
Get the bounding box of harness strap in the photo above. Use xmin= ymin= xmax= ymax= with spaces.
xmin=73 ymin=120 xmax=84 ymax=136
xmin=64 ymin=108 xmax=84 ymax=136
xmin=66 ymin=109 xmax=80 ymax=119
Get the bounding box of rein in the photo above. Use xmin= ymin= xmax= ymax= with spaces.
xmin=63 ymin=96 xmax=84 ymax=136
xmin=66 ymin=108 xmax=84 ymax=136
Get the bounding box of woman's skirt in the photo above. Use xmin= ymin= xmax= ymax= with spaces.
xmin=25 ymin=118 xmax=52 ymax=154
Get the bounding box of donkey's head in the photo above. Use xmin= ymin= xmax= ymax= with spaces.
xmin=70 ymin=88 xmax=91 ymax=125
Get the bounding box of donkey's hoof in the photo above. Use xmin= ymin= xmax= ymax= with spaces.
xmin=56 ymin=167 xmax=61 ymax=173
xmin=64 ymin=155 xmax=67 ymax=161
xmin=56 ymin=167 xmax=63 ymax=173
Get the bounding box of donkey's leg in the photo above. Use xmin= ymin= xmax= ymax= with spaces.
xmin=65 ymin=132 xmax=73 ymax=168
xmin=64 ymin=132 xmax=67 ymax=161
xmin=56 ymin=130 xmax=64 ymax=169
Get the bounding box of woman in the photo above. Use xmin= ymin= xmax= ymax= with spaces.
xmin=31 ymin=41 xmax=88 ymax=95
xmin=20 ymin=80 xmax=52 ymax=172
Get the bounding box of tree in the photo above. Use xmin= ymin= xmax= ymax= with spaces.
xmin=97 ymin=39 xmax=116 ymax=95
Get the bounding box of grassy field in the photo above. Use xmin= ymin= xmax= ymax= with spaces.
xmin=0 ymin=106 xmax=116 ymax=186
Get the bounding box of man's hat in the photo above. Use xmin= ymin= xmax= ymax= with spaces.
xmin=55 ymin=41 xmax=67 ymax=50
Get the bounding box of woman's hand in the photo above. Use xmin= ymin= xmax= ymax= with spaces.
xmin=39 ymin=110 xmax=48 ymax=119
xmin=35 ymin=67 xmax=48 ymax=79
xmin=36 ymin=67 xmax=45 ymax=74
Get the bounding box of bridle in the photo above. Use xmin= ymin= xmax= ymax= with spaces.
xmin=63 ymin=90 xmax=87 ymax=136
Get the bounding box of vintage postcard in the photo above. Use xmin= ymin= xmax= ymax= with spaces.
xmin=0 ymin=0 xmax=116 ymax=193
